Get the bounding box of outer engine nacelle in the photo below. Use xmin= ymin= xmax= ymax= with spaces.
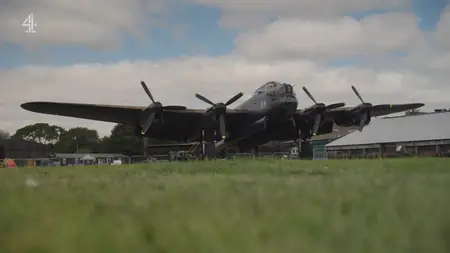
xmin=334 ymin=111 xmax=371 ymax=127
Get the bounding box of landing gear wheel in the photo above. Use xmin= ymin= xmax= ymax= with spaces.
xmin=218 ymin=149 xmax=228 ymax=160
xmin=299 ymin=137 xmax=313 ymax=159
xmin=252 ymin=146 xmax=259 ymax=158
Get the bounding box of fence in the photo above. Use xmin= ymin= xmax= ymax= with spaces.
xmin=1 ymin=151 xmax=312 ymax=168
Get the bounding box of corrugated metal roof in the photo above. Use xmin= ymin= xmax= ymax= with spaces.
xmin=326 ymin=112 xmax=450 ymax=147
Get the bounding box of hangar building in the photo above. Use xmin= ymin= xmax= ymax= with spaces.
xmin=325 ymin=111 xmax=450 ymax=158
xmin=310 ymin=126 xmax=356 ymax=158
xmin=0 ymin=139 xmax=52 ymax=160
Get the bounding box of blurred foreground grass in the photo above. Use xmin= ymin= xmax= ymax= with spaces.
xmin=1 ymin=158 xmax=449 ymax=253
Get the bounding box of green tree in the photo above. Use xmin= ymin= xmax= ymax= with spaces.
xmin=101 ymin=124 xmax=144 ymax=156
xmin=100 ymin=123 xmax=179 ymax=156
xmin=56 ymin=127 xmax=100 ymax=153
xmin=12 ymin=123 xmax=66 ymax=144
xmin=0 ymin=129 xmax=10 ymax=145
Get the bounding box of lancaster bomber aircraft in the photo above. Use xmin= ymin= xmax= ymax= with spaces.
xmin=21 ymin=81 xmax=424 ymax=158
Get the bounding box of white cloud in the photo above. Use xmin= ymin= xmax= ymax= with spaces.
xmin=389 ymin=8 xmax=450 ymax=72
xmin=1 ymin=1 xmax=450 ymax=137
xmin=234 ymin=13 xmax=422 ymax=60
xmin=192 ymin=0 xmax=410 ymax=29
xmin=2 ymin=55 xmax=446 ymax=136
xmin=435 ymin=7 xmax=450 ymax=49
xmin=0 ymin=0 xmax=169 ymax=48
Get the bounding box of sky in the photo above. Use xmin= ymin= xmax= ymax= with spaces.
xmin=0 ymin=0 xmax=449 ymax=137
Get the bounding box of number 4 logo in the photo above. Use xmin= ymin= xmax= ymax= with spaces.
xmin=22 ymin=13 xmax=37 ymax=33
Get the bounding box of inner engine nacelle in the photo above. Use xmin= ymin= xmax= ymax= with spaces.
xmin=241 ymin=117 xmax=268 ymax=136
xmin=233 ymin=117 xmax=268 ymax=147
xmin=316 ymin=121 xmax=334 ymax=135
xmin=334 ymin=111 xmax=371 ymax=127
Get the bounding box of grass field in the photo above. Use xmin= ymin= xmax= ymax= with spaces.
xmin=1 ymin=158 xmax=449 ymax=253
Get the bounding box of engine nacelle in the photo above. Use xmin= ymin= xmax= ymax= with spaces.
xmin=334 ymin=111 xmax=371 ymax=127
xmin=232 ymin=117 xmax=268 ymax=148
xmin=316 ymin=121 xmax=334 ymax=135
xmin=291 ymin=111 xmax=326 ymax=134
xmin=240 ymin=117 xmax=268 ymax=137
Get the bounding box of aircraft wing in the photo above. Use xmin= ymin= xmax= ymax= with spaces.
xmin=20 ymin=101 xmax=257 ymax=128
xmin=326 ymin=103 xmax=425 ymax=117
xmin=369 ymin=103 xmax=425 ymax=117
xmin=21 ymin=102 xmax=146 ymax=124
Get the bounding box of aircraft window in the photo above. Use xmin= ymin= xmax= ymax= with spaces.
xmin=263 ymin=82 xmax=280 ymax=89
xmin=285 ymin=84 xmax=293 ymax=93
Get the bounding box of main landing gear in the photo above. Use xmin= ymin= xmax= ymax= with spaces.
xmin=198 ymin=128 xmax=219 ymax=160
xmin=290 ymin=117 xmax=314 ymax=159
xmin=297 ymin=138 xmax=314 ymax=159
xmin=143 ymin=136 xmax=149 ymax=162
xmin=293 ymin=129 xmax=314 ymax=159
xmin=293 ymin=137 xmax=313 ymax=159
xmin=252 ymin=146 xmax=259 ymax=157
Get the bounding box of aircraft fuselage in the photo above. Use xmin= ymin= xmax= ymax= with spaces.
xmin=141 ymin=82 xmax=300 ymax=145
xmin=235 ymin=82 xmax=298 ymax=120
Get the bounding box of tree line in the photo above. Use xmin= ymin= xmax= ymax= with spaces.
xmin=0 ymin=109 xmax=427 ymax=156
xmin=0 ymin=123 xmax=171 ymax=156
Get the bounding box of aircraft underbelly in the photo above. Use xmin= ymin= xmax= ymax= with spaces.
xmin=145 ymin=119 xmax=197 ymax=142
xmin=270 ymin=120 xmax=297 ymax=139
xmin=234 ymin=119 xmax=296 ymax=148
xmin=234 ymin=117 xmax=337 ymax=148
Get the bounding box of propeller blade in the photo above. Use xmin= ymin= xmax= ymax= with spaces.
xmin=141 ymin=112 xmax=156 ymax=135
xmin=290 ymin=117 xmax=301 ymax=140
xmin=312 ymin=114 xmax=322 ymax=135
xmin=195 ymin=93 xmax=215 ymax=106
xmin=219 ymin=114 xmax=227 ymax=139
xmin=290 ymin=117 xmax=297 ymax=129
xmin=358 ymin=119 xmax=365 ymax=132
xmin=326 ymin=102 xmax=346 ymax=110
xmin=351 ymin=85 xmax=364 ymax=103
xmin=225 ymin=92 xmax=244 ymax=106
xmin=140 ymin=81 xmax=155 ymax=103
xmin=302 ymin=86 xmax=317 ymax=104
xmin=358 ymin=112 xmax=368 ymax=132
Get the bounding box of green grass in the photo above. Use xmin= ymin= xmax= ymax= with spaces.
xmin=1 ymin=158 xmax=450 ymax=253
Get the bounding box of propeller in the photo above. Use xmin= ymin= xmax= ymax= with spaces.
xmin=139 ymin=81 xmax=186 ymax=135
xmin=195 ymin=92 xmax=244 ymax=139
xmin=302 ymin=86 xmax=346 ymax=110
xmin=350 ymin=85 xmax=373 ymax=132
xmin=301 ymin=86 xmax=346 ymax=135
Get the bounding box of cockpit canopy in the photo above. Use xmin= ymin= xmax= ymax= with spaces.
xmin=253 ymin=81 xmax=294 ymax=95
xmin=254 ymin=81 xmax=282 ymax=95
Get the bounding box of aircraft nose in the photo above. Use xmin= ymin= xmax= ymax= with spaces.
xmin=282 ymin=96 xmax=298 ymax=115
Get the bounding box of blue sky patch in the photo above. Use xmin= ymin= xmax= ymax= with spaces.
xmin=0 ymin=1 xmax=448 ymax=68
